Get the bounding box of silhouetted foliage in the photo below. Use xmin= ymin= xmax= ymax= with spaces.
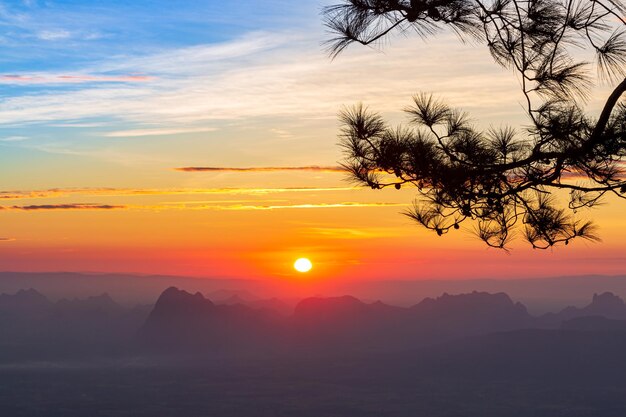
xmin=324 ymin=0 xmax=626 ymax=249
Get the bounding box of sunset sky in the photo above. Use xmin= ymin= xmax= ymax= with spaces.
xmin=1 ymin=0 xmax=625 ymax=282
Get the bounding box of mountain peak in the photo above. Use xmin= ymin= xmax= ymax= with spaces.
xmin=150 ymin=287 xmax=214 ymax=318
xmin=158 ymin=286 xmax=206 ymax=300
xmin=591 ymin=292 xmax=624 ymax=307
xmin=585 ymin=292 xmax=626 ymax=318
xmin=0 ymin=288 xmax=50 ymax=304
xmin=415 ymin=291 xmax=520 ymax=310
xmin=15 ymin=288 xmax=47 ymax=299
xmin=0 ymin=288 xmax=52 ymax=314
xmin=542 ymin=292 xmax=626 ymax=325
xmin=411 ymin=292 xmax=531 ymax=328
xmin=56 ymin=293 xmax=121 ymax=313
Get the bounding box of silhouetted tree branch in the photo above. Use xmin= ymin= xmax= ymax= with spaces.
xmin=326 ymin=0 xmax=626 ymax=249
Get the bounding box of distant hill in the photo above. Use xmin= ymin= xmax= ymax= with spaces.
xmin=137 ymin=290 xmax=538 ymax=355
xmin=0 ymin=272 xmax=261 ymax=306
xmin=138 ymin=287 xmax=286 ymax=354
xmin=539 ymin=292 xmax=626 ymax=326
xmin=0 ymin=288 xmax=52 ymax=314
xmin=129 ymin=289 xmax=626 ymax=355
xmin=290 ymin=291 xmax=534 ymax=352
xmin=140 ymin=289 xmax=626 ymax=356
xmin=410 ymin=291 xmax=533 ymax=336
xmin=0 ymin=289 xmax=150 ymax=361
xmin=5 ymin=286 xmax=626 ymax=362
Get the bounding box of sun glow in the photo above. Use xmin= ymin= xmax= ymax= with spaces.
xmin=294 ymin=258 xmax=313 ymax=273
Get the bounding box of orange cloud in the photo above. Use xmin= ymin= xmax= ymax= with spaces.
xmin=190 ymin=202 xmax=406 ymax=211
xmin=303 ymin=227 xmax=402 ymax=239
xmin=559 ymin=162 xmax=626 ymax=181
xmin=0 ymin=186 xmax=358 ymax=200
xmin=2 ymin=201 xmax=401 ymax=212
xmin=11 ymin=204 xmax=126 ymax=211
xmin=174 ymin=166 xmax=346 ymax=173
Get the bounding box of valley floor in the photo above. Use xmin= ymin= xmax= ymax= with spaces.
xmin=1 ymin=357 xmax=625 ymax=417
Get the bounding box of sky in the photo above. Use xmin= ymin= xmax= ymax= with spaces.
xmin=0 ymin=0 xmax=625 ymax=283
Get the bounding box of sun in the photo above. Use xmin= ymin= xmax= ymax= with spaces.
xmin=294 ymin=258 xmax=313 ymax=273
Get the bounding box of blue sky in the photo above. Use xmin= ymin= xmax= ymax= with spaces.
xmin=0 ymin=1 xmax=328 ymax=187
xmin=0 ymin=1 xmax=319 ymax=103
xmin=0 ymin=0 xmax=611 ymax=190
xmin=0 ymin=1 xmax=318 ymax=68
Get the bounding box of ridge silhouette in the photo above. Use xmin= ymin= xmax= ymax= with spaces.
xmin=2 ymin=287 xmax=626 ymax=360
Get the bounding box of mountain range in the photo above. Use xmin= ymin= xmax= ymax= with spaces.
xmin=2 ymin=286 xmax=626 ymax=361
xmin=130 ymin=287 xmax=626 ymax=356
xmin=5 ymin=271 xmax=626 ymax=313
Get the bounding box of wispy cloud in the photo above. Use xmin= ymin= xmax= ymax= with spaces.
xmin=0 ymin=237 xmax=16 ymax=242
xmin=50 ymin=122 xmax=107 ymax=128
xmin=304 ymin=227 xmax=401 ymax=239
xmin=0 ymin=31 xmax=528 ymax=127
xmin=36 ymin=29 xmax=71 ymax=41
xmin=0 ymin=186 xmax=359 ymax=200
xmin=0 ymin=74 xmax=154 ymax=85
xmin=1 ymin=201 xmax=403 ymax=212
xmin=153 ymin=202 xmax=406 ymax=211
xmin=174 ymin=166 xmax=345 ymax=173
xmin=0 ymin=185 xmax=403 ymax=213
xmin=105 ymin=127 xmax=216 ymax=138
xmin=559 ymin=162 xmax=626 ymax=181
xmin=0 ymin=135 xmax=28 ymax=142
xmin=10 ymin=203 xmax=125 ymax=211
